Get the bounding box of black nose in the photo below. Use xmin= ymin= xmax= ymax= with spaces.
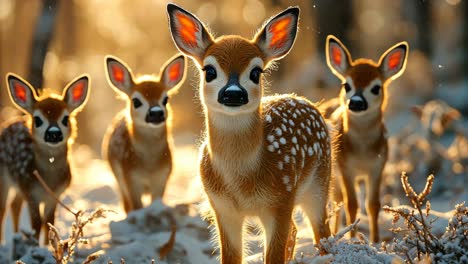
xmin=44 ymin=126 xmax=63 ymax=144
xmin=348 ymin=95 xmax=368 ymax=112
xmin=218 ymin=85 xmax=249 ymax=107
xmin=146 ymin=107 xmax=165 ymax=124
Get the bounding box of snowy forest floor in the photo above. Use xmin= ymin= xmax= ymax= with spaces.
xmin=0 ymin=114 xmax=467 ymax=264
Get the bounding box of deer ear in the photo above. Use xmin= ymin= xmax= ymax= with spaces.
xmin=254 ymin=7 xmax=299 ymax=62
xmin=161 ymin=54 xmax=186 ymax=91
xmin=167 ymin=4 xmax=213 ymax=63
xmin=6 ymin=73 xmax=37 ymax=114
xmin=105 ymin=55 xmax=134 ymax=95
xmin=379 ymin=42 xmax=409 ymax=81
xmin=63 ymin=75 xmax=90 ymax=112
xmin=326 ymin=35 xmax=352 ymax=80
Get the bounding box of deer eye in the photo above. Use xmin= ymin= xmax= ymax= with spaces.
xmin=132 ymin=98 xmax=142 ymax=108
xmin=34 ymin=116 xmax=43 ymax=127
xmin=371 ymin=85 xmax=381 ymax=95
xmin=343 ymin=83 xmax=351 ymax=92
xmin=162 ymin=96 xmax=169 ymax=106
xmin=250 ymin=67 xmax=263 ymax=84
xmin=62 ymin=115 xmax=69 ymax=127
xmin=203 ymin=65 xmax=217 ymax=83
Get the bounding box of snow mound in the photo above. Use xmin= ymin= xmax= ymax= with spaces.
xmin=93 ymin=200 xmax=216 ymax=264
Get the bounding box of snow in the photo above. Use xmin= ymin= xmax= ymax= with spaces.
xmin=0 ymin=100 xmax=466 ymax=263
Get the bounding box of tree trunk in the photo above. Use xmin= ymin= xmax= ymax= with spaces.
xmin=28 ymin=0 xmax=59 ymax=89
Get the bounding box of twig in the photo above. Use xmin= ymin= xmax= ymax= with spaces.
xmin=158 ymin=211 xmax=177 ymax=260
xmin=33 ymin=170 xmax=78 ymax=216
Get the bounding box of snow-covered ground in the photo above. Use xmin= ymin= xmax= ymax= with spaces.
xmin=0 ymin=112 xmax=467 ymax=263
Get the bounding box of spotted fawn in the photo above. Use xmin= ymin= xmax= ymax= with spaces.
xmin=0 ymin=73 xmax=90 ymax=244
xmin=324 ymin=35 xmax=408 ymax=242
xmin=167 ymin=4 xmax=331 ymax=263
xmin=102 ymin=54 xmax=186 ymax=213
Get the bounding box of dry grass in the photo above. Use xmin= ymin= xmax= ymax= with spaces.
xmin=384 ymin=172 xmax=468 ymax=263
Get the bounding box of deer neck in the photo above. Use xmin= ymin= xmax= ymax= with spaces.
xmin=343 ymin=106 xmax=384 ymax=141
xmin=33 ymin=140 xmax=69 ymax=171
xmin=130 ymin=120 xmax=168 ymax=156
xmin=206 ymin=108 xmax=263 ymax=173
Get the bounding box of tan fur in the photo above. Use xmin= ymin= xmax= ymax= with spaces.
xmin=168 ymin=5 xmax=330 ymax=263
xmin=0 ymin=73 xmax=89 ymax=244
xmin=325 ymin=35 xmax=408 ymax=242
xmin=103 ymin=55 xmax=186 ymax=213
xmin=201 ymin=96 xmax=331 ymax=263
xmin=103 ymin=111 xmax=172 ymax=212
xmin=205 ymin=36 xmax=265 ymax=74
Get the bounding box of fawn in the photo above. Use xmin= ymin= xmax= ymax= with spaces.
xmin=0 ymin=73 xmax=90 ymax=244
xmin=324 ymin=35 xmax=408 ymax=242
xmin=167 ymin=4 xmax=331 ymax=263
xmin=103 ymin=54 xmax=186 ymax=213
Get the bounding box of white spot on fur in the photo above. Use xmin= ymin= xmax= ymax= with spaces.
xmin=306 ymin=127 xmax=312 ymax=135
xmin=300 ymin=122 xmax=305 ymax=128
xmin=275 ymin=128 xmax=282 ymax=136
xmin=281 ymin=124 xmax=287 ymax=132
xmin=273 ymin=141 xmax=279 ymax=149
xmin=308 ymin=146 xmax=314 ymax=156
xmin=267 ymin=134 xmax=275 ymax=142
xmin=291 ymin=147 xmax=296 ymax=155
xmin=292 ymin=113 xmax=297 ymax=118
xmin=284 ymin=155 xmax=290 ymax=163
xmin=286 ymin=185 xmax=292 ymax=192
xmin=282 ymin=176 xmax=289 ymax=184
xmin=268 ymin=145 xmax=275 ymax=152
xmin=278 ymin=161 xmax=284 ymax=170
xmin=313 ymin=142 xmax=320 ymax=155
xmin=321 ymin=131 xmax=327 ymax=138
xmin=288 ymin=119 xmax=295 ymax=126
xmin=292 ymin=136 xmax=297 ymax=144
xmin=280 ymin=137 xmax=286 ymax=145
xmin=266 ymin=114 xmax=272 ymax=122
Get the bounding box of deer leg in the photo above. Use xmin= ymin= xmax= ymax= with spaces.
xmin=125 ymin=171 xmax=144 ymax=211
xmin=285 ymin=220 xmax=297 ymax=261
xmin=332 ymin=168 xmax=343 ymax=234
xmin=211 ymin=199 xmax=243 ymax=264
xmin=26 ymin=198 xmax=42 ymax=242
xmin=300 ymin=190 xmax=331 ymax=244
xmin=117 ymin=184 xmax=132 ymax=214
xmin=366 ymin=161 xmax=385 ymax=243
xmin=341 ymin=171 xmax=358 ymax=238
xmin=10 ymin=192 xmax=23 ymax=233
xmin=259 ymin=206 xmax=294 ymax=264
xmin=0 ymin=182 xmax=8 ymax=242
xmin=150 ymin=166 xmax=170 ymax=202
xmin=43 ymin=200 xmax=57 ymax=245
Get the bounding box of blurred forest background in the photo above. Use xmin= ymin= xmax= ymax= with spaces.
xmin=0 ymin=0 xmax=466 ymax=158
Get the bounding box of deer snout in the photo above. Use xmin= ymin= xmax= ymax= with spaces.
xmin=348 ymin=94 xmax=368 ymax=112
xmin=146 ymin=106 xmax=165 ymax=124
xmin=44 ymin=125 xmax=64 ymax=144
xmin=218 ymin=85 xmax=249 ymax=107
